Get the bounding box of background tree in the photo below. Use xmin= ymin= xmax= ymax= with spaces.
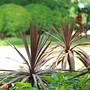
xmin=0 ymin=0 xmax=30 ymax=6
xmin=0 ymin=0 xmax=84 ymax=36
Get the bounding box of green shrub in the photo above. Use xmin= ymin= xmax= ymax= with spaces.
xmin=52 ymin=10 xmax=63 ymax=27
xmin=0 ymin=4 xmax=31 ymax=36
xmin=0 ymin=14 xmax=4 ymax=32
xmin=44 ymin=72 xmax=90 ymax=90
xmin=9 ymin=82 xmax=38 ymax=90
xmin=53 ymin=9 xmax=75 ymax=28
xmin=25 ymin=4 xmax=54 ymax=31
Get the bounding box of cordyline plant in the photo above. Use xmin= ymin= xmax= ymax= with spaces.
xmin=48 ymin=20 xmax=90 ymax=71
xmin=0 ymin=22 xmax=55 ymax=90
xmin=69 ymin=54 xmax=90 ymax=80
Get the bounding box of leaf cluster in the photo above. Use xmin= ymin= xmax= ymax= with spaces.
xmin=45 ymin=72 xmax=90 ymax=90
xmin=49 ymin=20 xmax=90 ymax=71
xmin=0 ymin=22 xmax=55 ymax=90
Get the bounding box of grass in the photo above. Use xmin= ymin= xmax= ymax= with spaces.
xmin=75 ymin=36 xmax=90 ymax=44
xmin=0 ymin=35 xmax=90 ymax=46
xmin=0 ymin=34 xmax=58 ymax=46
xmin=0 ymin=36 xmax=30 ymax=47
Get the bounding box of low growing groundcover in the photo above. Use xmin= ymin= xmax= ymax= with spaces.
xmin=0 ymin=71 xmax=90 ymax=90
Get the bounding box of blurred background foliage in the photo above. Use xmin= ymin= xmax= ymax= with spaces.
xmin=25 ymin=4 xmax=54 ymax=31
xmin=0 ymin=4 xmax=30 ymax=36
xmin=0 ymin=0 xmax=89 ymax=37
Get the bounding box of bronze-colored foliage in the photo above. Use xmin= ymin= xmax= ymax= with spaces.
xmin=49 ymin=20 xmax=90 ymax=71
xmin=0 ymin=22 xmax=55 ymax=90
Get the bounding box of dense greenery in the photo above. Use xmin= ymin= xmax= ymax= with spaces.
xmin=25 ymin=4 xmax=54 ymax=30
xmin=1 ymin=72 xmax=90 ymax=90
xmin=44 ymin=72 xmax=90 ymax=90
xmin=0 ymin=0 xmax=30 ymax=6
xmin=0 ymin=4 xmax=30 ymax=36
xmin=0 ymin=0 xmax=83 ymax=37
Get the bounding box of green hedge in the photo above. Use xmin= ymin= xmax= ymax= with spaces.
xmin=25 ymin=4 xmax=54 ymax=31
xmin=0 ymin=4 xmax=31 ymax=36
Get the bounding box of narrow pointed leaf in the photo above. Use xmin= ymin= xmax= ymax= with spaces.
xmin=68 ymin=50 xmax=75 ymax=70
xmin=36 ymin=75 xmax=46 ymax=90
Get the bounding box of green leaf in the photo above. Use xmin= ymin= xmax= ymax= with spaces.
xmin=44 ymin=76 xmax=55 ymax=84
xmin=52 ymin=73 xmax=58 ymax=81
xmin=48 ymin=83 xmax=58 ymax=89
xmin=15 ymin=82 xmax=30 ymax=87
